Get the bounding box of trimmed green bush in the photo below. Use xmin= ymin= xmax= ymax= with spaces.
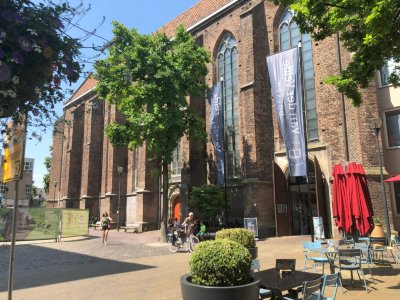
xmin=215 ymin=228 xmax=256 ymax=248
xmin=189 ymin=239 xmax=252 ymax=286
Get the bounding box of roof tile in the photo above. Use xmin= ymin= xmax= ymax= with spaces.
xmin=162 ymin=0 xmax=234 ymax=36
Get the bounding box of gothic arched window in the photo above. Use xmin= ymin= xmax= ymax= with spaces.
xmin=279 ymin=9 xmax=319 ymax=141
xmin=217 ymin=34 xmax=240 ymax=178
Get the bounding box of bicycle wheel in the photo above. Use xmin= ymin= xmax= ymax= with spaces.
xmin=168 ymin=239 xmax=181 ymax=253
xmin=188 ymin=235 xmax=199 ymax=253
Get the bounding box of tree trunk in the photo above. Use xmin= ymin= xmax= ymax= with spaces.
xmin=160 ymin=161 xmax=169 ymax=242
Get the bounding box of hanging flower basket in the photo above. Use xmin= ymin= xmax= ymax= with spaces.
xmin=0 ymin=0 xmax=82 ymax=119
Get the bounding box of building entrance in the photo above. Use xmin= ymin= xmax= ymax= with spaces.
xmin=273 ymin=157 xmax=330 ymax=237
xmin=289 ymin=181 xmax=316 ymax=236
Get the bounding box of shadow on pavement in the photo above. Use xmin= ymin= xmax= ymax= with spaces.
xmin=0 ymin=244 xmax=155 ymax=292
xmin=370 ymin=266 xmax=400 ymax=277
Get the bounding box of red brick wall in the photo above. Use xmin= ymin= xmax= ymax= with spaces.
xmin=48 ymin=120 xmax=64 ymax=207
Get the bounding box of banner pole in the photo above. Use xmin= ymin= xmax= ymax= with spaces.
xmin=8 ymin=180 xmax=19 ymax=300
xmin=7 ymin=114 xmax=27 ymax=300
xmin=220 ymin=75 xmax=228 ymax=225
xmin=297 ymin=41 xmax=314 ymax=242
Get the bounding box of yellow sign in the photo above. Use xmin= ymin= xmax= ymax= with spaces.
xmin=3 ymin=116 xmax=26 ymax=182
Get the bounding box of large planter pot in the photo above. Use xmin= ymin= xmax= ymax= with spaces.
xmin=248 ymin=247 xmax=258 ymax=260
xmin=371 ymin=224 xmax=385 ymax=245
xmin=371 ymin=224 xmax=385 ymax=238
xmin=180 ymin=274 xmax=260 ymax=300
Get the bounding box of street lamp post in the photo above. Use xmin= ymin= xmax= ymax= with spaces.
xmin=117 ymin=166 xmax=124 ymax=231
xmin=368 ymin=117 xmax=391 ymax=242
xmin=53 ymin=180 xmax=58 ymax=208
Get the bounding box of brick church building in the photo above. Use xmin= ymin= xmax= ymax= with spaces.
xmin=48 ymin=0 xmax=400 ymax=237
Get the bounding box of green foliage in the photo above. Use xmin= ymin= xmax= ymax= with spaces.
xmin=95 ymin=23 xmax=209 ymax=163
xmin=373 ymin=217 xmax=383 ymax=225
xmin=31 ymin=184 xmax=38 ymax=199
xmin=273 ymin=0 xmax=400 ymax=106
xmin=189 ymin=239 xmax=252 ymax=286
xmin=190 ymin=184 xmax=225 ymax=222
xmin=216 ymin=228 xmax=256 ymax=248
xmin=0 ymin=208 xmax=13 ymax=220
xmin=43 ymin=156 xmax=51 ymax=194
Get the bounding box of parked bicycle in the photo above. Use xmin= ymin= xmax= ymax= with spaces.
xmin=167 ymin=227 xmax=199 ymax=253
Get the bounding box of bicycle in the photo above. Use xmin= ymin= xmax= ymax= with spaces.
xmin=168 ymin=228 xmax=199 ymax=253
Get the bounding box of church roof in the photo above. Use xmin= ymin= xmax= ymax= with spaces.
xmin=64 ymin=76 xmax=98 ymax=108
xmin=64 ymin=1 xmax=236 ymax=108
xmin=162 ymin=0 xmax=234 ymax=36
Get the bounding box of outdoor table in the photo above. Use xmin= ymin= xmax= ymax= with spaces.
xmin=305 ymin=247 xmax=338 ymax=274
xmin=358 ymin=237 xmax=370 ymax=244
xmin=256 ymin=268 xmax=321 ymax=299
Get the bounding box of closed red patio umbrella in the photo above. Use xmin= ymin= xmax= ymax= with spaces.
xmin=384 ymin=174 xmax=400 ymax=182
xmin=332 ymin=164 xmax=351 ymax=233
xmin=346 ymin=163 xmax=374 ymax=236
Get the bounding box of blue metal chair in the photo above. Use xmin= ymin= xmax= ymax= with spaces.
xmin=354 ymin=242 xmax=375 ymax=284
xmin=392 ymin=236 xmax=400 ymax=264
xmin=369 ymin=237 xmax=396 ymax=263
xmin=252 ymin=259 xmax=272 ymax=299
xmin=338 ymin=249 xmax=368 ymax=292
xmin=303 ymin=241 xmax=329 ymax=273
xmin=342 ymin=236 xmax=355 ymax=248
xmin=259 ymin=287 xmax=272 ymax=299
xmin=283 ymin=276 xmax=323 ymax=300
xmin=321 ymin=272 xmax=341 ymax=300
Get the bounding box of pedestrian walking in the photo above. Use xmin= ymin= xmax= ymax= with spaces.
xmin=101 ymin=212 xmax=112 ymax=245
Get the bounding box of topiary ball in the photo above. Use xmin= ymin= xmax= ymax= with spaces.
xmin=215 ymin=228 xmax=256 ymax=248
xmin=189 ymin=239 xmax=252 ymax=286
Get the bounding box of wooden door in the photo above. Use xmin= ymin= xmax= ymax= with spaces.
xmin=273 ymin=161 xmax=291 ymax=236
xmin=173 ymin=196 xmax=180 ymax=220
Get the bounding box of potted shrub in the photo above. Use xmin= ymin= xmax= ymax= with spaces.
xmin=180 ymin=239 xmax=260 ymax=300
xmin=216 ymin=228 xmax=258 ymax=259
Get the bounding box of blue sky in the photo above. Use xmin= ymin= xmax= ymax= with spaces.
xmin=23 ymin=0 xmax=199 ymax=188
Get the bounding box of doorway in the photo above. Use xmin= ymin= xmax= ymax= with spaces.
xmin=173 ymin=196 xmax=180 ymax=221
xmin=273 ymin=156 xmax=329 ymax=237
xmin=289 ymin=180 xmax=316 ymax=235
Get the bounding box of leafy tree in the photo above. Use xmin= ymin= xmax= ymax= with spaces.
xmin=190 ymin=185 xmax=226 ymax=228
xmin=273 ymin=0 xmax=400 ymax=106
xmin=95 ymin=23 xmax=209 ymax=240
xmin=43 ymin=156 xmax=51 ymax=194
xmin=31 ymin=184 xmax=38 ymax=199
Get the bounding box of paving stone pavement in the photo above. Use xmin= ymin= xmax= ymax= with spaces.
xmin=0 ymin=229 xmax=170 ymax=295
xmin=0 ymin=230 xmax=399 ymax=300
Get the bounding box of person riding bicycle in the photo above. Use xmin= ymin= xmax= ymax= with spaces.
xmin=168 ymin=213 xmax=200 ymax=253
xmin=182 ymin=212 xmax=196 ymax=236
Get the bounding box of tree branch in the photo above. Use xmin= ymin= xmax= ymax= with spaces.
xmin=394 ymin=9 xmax=400 ymax=21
